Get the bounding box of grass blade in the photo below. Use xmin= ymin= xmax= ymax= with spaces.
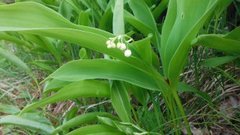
xmin=0 ymin=46 xmax=31 ymax=74
xmin=178 ymin=83 xmax=213 ymax=106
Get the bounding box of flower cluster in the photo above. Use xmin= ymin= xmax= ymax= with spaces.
xmin=106 ymin=35 xmax=133 ymax=57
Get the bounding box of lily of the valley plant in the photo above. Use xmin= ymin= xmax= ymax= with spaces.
xmin=0 ymin=0 xmax=239 ymax=135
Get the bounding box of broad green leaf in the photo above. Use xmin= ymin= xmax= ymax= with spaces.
xmin=195 ymin=34 xmax=240 ymax=53
xmin=98 ymin=116 xmax=116 ymax=127
xmin=201 ymin=56 xmax=238 ymax=68
xmin=52 ymin=112 xmax=115 ymax=134
xmin=128 ymin=0 xmax=157 ymax=32
xmin=195 ymin=27 xmax=240 ymax=54
xmin=124 ymin=11 xmax=152 ymax=36
xmin=152 ymin=50 xmax=161 ymax=70
xmin=128 ymin=0 xmax=160 ymax=47
xmin=99 ymin=8 xmax=113 ymax=31
xmin=48 ymin=59 xmax=159 ymax=90
xmin=113 ymin=0 xmax=124 ymax=35
xmin=0 ymin=103 xmax=20 ymax=114
xmin=0 ymin=2 xmax=151 ymax=71
xmin=20 ymin=112 xmax=52 ymax=126
xmin=0 ymin=2 xmax=75 ymax=30
xmin=0 ymin=46 xmax=31 ymax=74
xmin=178 ymin=83 xmax=213 ymax=106
xmin=161 ymin=0 xmax=231 ymax=86
xmin=43 ymin=79 xmax=71 ymax=94
xmin=225 ymin=27 xmax=240 ymax=40
xmin=66 ymin=125 xmax=124 ymax=135
xmin=20 ymin=80 xmax=110 ymax=114
xmin=98 ymin=116 xmax=146 ymax=134
xmin=160 ymin=0 xmax=177 ymax=51
xmin=0 ymin=115 xmax=54 ymax=134
xmin=78 ymin=10 xmax=91 ymax=26
xmin=41 ymin=0 xmax=58 ymax=5
xmin=131 ymin=34 xmax=152 ymax=65
xmin=111 ymin=82 xmax=132 ymax=122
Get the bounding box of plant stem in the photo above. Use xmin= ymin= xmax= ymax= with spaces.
xmin=172 ymin=89 xmax=192 ymax=135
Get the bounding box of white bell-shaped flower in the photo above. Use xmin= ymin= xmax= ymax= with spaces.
xmin=117 ymin=42 xmax=126 ymax=50
xmin=124 ymin=49 xmax=132 ymax=57
xmin=119 ymin=43 xmax=126 ymax=50
xmin=106 ymin=40 xmax=116 ymax=48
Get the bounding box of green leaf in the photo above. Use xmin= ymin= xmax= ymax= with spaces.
xmin=52 ymin=112 xmax=115 ymax=134
xmin=161 ymin=0 xmax=231 ymax=86
xmin=98 ymin=116 xmax=145 ymax=134
xmin=225 ymin=27 xmax=240 ymax=40
xmin=97 ymin=0 xmax=108 ymax=11
xmin=22 ymin=35 xmax=62 ymax=64
xmin=66 ymin=125 xmax=123 ymax=135
xmin=99 ymin=8 xmax=113 ymax=31
xmin=63 ymin=107 xmax=78 ymax=125
xmin=43 ymin=79 xmax=71 ymax=94
xmin=152 ymin=0 xmax=168 ymax=20
xmin=127 ymin=84 xmax=149 ymax=106
xmin=178 ymin=83 xmax=213 ymax=106
xmin=59 ymin=0 xmax=76 ymax=20
xmin=111 ymin=82 xmax=132 ymax=122
xmin=0 ymin=32 xmax=31 ymax=48
xmin=0 ymin=104 xmax=20 ymax=114
xmin=113 ymin=0 xmax=125 ymax=35
xmin=0 ymin=2 xmax=150 ymax=71
xmin=0 ymin=115 xmax=54 ymax=134
xmin=31 ymin=61 xmax=55 ymax=72
xmin=201 ymin=56 xmax=238 ymax=68
xmin=48 ymin=59 xmax=159 ymax=90
xmin=195 ymin=34 xmax=240 ymax=54
xmin=124 ymin=10 xmax=152 ymax=36
xmin=131 ymin=34 xmax=152 ymax=65
xmin=20 ymin=80 xmax=110 ymax=114
xmin=128 ymin=0 xmax=157 ymax=33
xmin=78 ymin=10 xmax=91 ymax=26
xmin=0 ymin=46 xmax=31 ymax=74
xmin=160 ymin=0 xmax=177 ymax=52
xmin=128 ymin=0 xmax=160 ymax=46
xmin=195 ymin=27 xmax=240 ymax=54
